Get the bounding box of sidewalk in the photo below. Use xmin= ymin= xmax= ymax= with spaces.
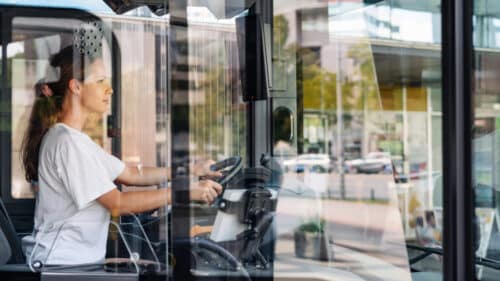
xmin=245 ymin=181 xmax=417 ymax=280
xmin=274 ymin=237 xmax=412 ymax=281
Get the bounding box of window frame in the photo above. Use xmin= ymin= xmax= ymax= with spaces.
xmin=441 ymin=0 xmax=476 ymax=280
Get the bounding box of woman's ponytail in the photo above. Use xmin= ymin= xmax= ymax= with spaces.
xmin=21 ymin=81 xmax=60 ymax=182
xmin=20 ymin=45 xmax=93 ymax=182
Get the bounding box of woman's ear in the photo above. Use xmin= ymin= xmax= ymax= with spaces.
xmin=68 ymin=79 xmax=81 ymax=96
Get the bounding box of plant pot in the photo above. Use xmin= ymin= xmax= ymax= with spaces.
xmin=294 ymin=230 xmax=332 ymax=261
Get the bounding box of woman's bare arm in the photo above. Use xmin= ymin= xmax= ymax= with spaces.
xmin=97 ymin=188 xmax=170 ymax=216
xmin=116 ymin=166 xmax=170 ymax=186
xmin=97 ymin=179 xmax=222 ymax=216
xmin=115 ymin=159 xmax=221 ymax=187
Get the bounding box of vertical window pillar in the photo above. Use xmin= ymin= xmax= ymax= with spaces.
xmin=442 ymin=0 xmax=475 ymax=280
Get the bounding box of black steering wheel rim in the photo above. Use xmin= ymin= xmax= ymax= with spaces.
xmin=210 ymin=156 xmax=243 ymax=186
xmin=189 ymin=237 xmax=251 ymax=280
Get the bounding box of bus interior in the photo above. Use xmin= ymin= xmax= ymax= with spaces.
xmin=2 ymin=1 xmax=500 ymax=281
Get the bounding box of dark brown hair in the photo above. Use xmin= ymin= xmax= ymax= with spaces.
xmin=21 ymin=45 xmax=97 ymax=182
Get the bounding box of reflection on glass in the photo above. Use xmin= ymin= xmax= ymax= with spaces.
xmin=273 ymin=1 xmax=442 ymax=281
xmin=274 ymin=106 xmax=294 ymax=143
xmin=473 ymin=1 xmax=500 ymax=280
xmin=100 ymin=11 xmax=170 ymax=272
xmin=8 ymin=7 xmax=170 ymax=275
xmin=10 ymin=17 xmax=114 ymax=199
xmin=186 ymin=8 xmax=247 ymax=163
xmin=180 ymin=0 xmax=443 ymax=280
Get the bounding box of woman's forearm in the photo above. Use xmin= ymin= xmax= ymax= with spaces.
xmin=139 ymin=166 xmax=170 ymax=185
xmin=117 ymin=166 xmax=170 ymax=186
xmin=107 ymin=188 xmax=171 ymax=216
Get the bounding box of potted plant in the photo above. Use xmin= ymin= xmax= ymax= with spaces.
xmin=294 ymin=218 xmax=332 ymax=261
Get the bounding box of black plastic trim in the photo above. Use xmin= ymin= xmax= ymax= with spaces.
xmin=168 ymin=1 xmax=194 ymax=281
xmin=441 ymin=0 xmax=475 ymax=280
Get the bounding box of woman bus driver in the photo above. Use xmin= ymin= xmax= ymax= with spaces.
xmin=20 ymin=45 xmax=222 ymax=265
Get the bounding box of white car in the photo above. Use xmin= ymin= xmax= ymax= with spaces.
xmin=282 ymin=154 xmax=334 ymax=173
xmin=344 ymin=152 xmax=392 ymax=174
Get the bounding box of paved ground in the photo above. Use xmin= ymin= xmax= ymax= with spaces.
xmin=281 ymin=172 xmax=395 ymax=201
xmin=273 ymin=194 xmax=415 ymax=281
xmin=274 ymin=236 xmax=413 ymax=281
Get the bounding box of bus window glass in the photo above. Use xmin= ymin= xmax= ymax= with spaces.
xmin=175 ymin=0 xmax=443 ymax=280
xmin=111 ymin=17 xmax=169 ymax=190
xmin=7 ymin=4 xmax=170 ymax=275
xmin=472 ymin=1 xmax=500 ymax=280
xmin=10 ymin=17 xmax=113 ymax=199
xmin=106 ymin=12 xmax=170 ymax=265
xmin=273 ymin=1 xmax=443 ymax=280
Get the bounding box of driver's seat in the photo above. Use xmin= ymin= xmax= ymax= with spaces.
xmin=0 ymin=197 xmax=25 ymax=264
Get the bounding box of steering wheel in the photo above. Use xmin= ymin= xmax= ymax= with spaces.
xmin=209 ymin=156 xmax=243 ymax=187
xmin=205 ymin=156 xmax=242 ymax=207
xmin=184 ymin=237 xmax=251 ymax=280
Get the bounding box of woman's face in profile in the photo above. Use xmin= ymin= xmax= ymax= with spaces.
xmin=80 ymin=59 xmax=113 ymax=114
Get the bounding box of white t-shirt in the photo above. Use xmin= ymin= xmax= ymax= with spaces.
xmin=22 ymin=123 xmax=125 ymax=265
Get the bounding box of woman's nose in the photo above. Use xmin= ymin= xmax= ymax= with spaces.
xmin=105 ymin=79 xmax=113 ymax=95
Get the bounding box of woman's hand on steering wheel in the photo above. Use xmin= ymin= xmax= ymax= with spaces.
xmin=190 ymin=180 xmax=222 ymax=204
xmin=191 ymin=156 xmax=242 ymax=205
xmin=190 ymin=159 xmax=222 ymax=178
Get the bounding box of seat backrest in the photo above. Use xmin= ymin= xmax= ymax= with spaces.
xmin=0 ymin=197 xmax=25 ymax=264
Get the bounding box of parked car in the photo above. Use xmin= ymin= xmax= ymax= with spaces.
xmin=344 ymin=151 xmax=392 ymax=174
xmin=283 ymin=153 xmax=334 ymax=173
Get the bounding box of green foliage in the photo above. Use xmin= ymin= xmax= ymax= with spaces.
xmin=297 ymin=218 xmax=326 ymax=233
xmin=299 ymin=42 xmax=382 ymax=112
xmin=189 ymin=44 xmax=247 ymax=160
xmin=302 ymin=64 xmax=337 ymax=110
xmin=346 ymin=42 xmax=381 ymax=111
xmin=274 ymin=15 xmax=289 ymax=52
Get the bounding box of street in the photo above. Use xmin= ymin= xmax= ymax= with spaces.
xmin=281 ymin=172 xmax=395 ymax=201
xmin=275 ymin=172 xmax=419 ymax=279
xmin=274 ymin=196 xmax=413 ymax=281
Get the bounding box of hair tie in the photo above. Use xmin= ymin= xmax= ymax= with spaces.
xmin=40 ymin=84 xmax=53 ymax=98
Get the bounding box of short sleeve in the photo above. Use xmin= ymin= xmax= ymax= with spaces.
xmin=95 ymin=147 xmax=125 ymax=180
xmin=56 ymin=139 xmax=117 ymax=210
